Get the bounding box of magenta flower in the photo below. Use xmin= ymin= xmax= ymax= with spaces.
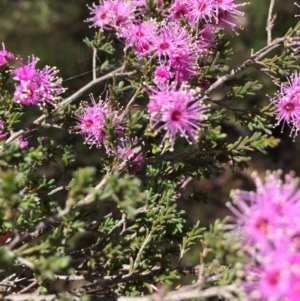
xmin=147 ymin=83 xmax=208 ymax=148
xmin=0 ymin=43 xmax=14 ymax=67
xmin=76 ymin=94 xmax=124 ymax=148
xmin=13 ymin=56 xmax=38 ymax=81
xmin=186 ymin=0 xmax=217 ymax=26
xmin=149 ymin=23 xmax=199 ymax=80
xmin=12 ymin=56 xmax=65 ymax=106
xmin=168 ymin=0 xmax=189 ymax=21
xmin=153 ymin=64 xmax=173 ymax=86
xmin=246 ymin=248 xmax=300 ymax=301
xmin=120 ymin=21 xmax=158 ymax=56
xmin=213 ymin=0 xmax=245 ymax=30
xmin=229 ymin=170 xmax=300 ymax=301
xmin=229 ymin=170 xmax=300 ymax=248
xmin=151 ymin=23 xmax=195 ymax=62
xmin=173 ymin=0 xmax=246 ymax=30
xmin=197 ymin=24 xmax=218 ymax=55
xmin=18 ymin=137 xmax=29 ymax=149
xmin=169 ymin=48 xmax=199 ymax=81
xmin=254 ymin=251 xmax=296 ymax=301
xmin=271 ymin=73 xmax=300 ymax=139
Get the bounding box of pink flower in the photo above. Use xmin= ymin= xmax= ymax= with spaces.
xmin=154 ymin=64 xmax=173 ymax=86
xmin=229 ymin=170 xmax=300 ymax=249
xmin=18 ymin=137 xmax=29 ymax=149
xmin=247 ymin=250 xmax=300 ymax=301
xmin=0 ymin=43 xmax=14 ymax=67
xmin=13 ymin=56 xmax=38 ymax=81
xmin=147 ymin=83 xmax=208 ymax=148
xmin=175 ymin=0 xmax=246 ymax=30
xmin=213 ymin=0 xmax=245 ymax=31
xmin=150 ymin=23 xmax=199 ymax=80
xmin=169 ymin=48 xmax=199 ymax=81
xmin=151 ymin=23 xmax=195 ymax=62
xmin=229 ymin=170 xmax=300 ymax=301
xmin=271 ymin=73 xmax=300 ymax=139
xmin=186 ymin=0 xmax=217 ymax=26
xmin=120 ymin=21 xmax=158 ymax=56
xmin=197 ymin=24 xmax=218 ymax=55
xmin=76 ymin=94 xmax=124 ymax=148
xmin=168 ymin=0 xmax=189 ymax=21
xmin=12 ymin=56 xmax=66 ymax=106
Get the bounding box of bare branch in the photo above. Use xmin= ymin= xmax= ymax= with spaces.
xmin=267 ymin=0 xmax=276 ymax=45
xmin=92 ymin=47 xmax=97 ymax=80
xmin=206 ymin=36 xmax=285 ymax=95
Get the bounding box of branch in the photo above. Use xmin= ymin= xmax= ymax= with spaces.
xmin=130 ymin=228 xmax=153 ymax=274
xmin=266 ymin=0 xmax=276 ymax=45
xmin=205 ymin=36 xmax=286 ymax=95
xmin=4 ymin=66 xmax=133 ymax=146
xmin=92 ymin=47 xmax=97 ymax=80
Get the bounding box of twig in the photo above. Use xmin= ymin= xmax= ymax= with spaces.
xmin=116 ymin=284 xmax=239 ymax=301
xmin=4 ymin=294 xmax=56 ymax=301
xmin=163 ymin=284 xmax=239 ymax=301
xmin=124 ymin=85 xmax=143 ymax=113
xmin=92 ymin=47 xmax=97 ymax=80
xmin=48 ymin=186 xmax=65 ymax=196
xmin=130 ymin=228 xmax=153 ymax=275
xmin=206 ymin=36 xmax=285 ymax=95
xmin=18 ymin=279 xmax=38 ymax=294
xmin=16 ymin=257 xmax=35 ymax=271
xmin=267 ymin=0 xmax=276 ymax=45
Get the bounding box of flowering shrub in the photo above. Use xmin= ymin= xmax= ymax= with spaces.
xmin=0 ymin=1 xmax=300 ymax=301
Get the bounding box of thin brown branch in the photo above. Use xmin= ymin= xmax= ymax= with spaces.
xmin=266 ymin=0 xmax=276 ymax=45
xmin=144 ymin=149 xmax=222 ymax=165
xmin=206 ymin=36 xmax=286 ymax=95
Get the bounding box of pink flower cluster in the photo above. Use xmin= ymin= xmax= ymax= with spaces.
xmin=75 ymin=94 xmax=124 ymax=149
xmin=271 ymin=73 xmax=300 ymax=139
xmin=88 ymin=0 xmax=246 ymax=82
xmin=121 ymin=21 xmax=200 ymax=81
xmin=12 ymin=56 xmax=66 ymax=106
xmin=229 ymin=170 xmax=300 ymax=301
